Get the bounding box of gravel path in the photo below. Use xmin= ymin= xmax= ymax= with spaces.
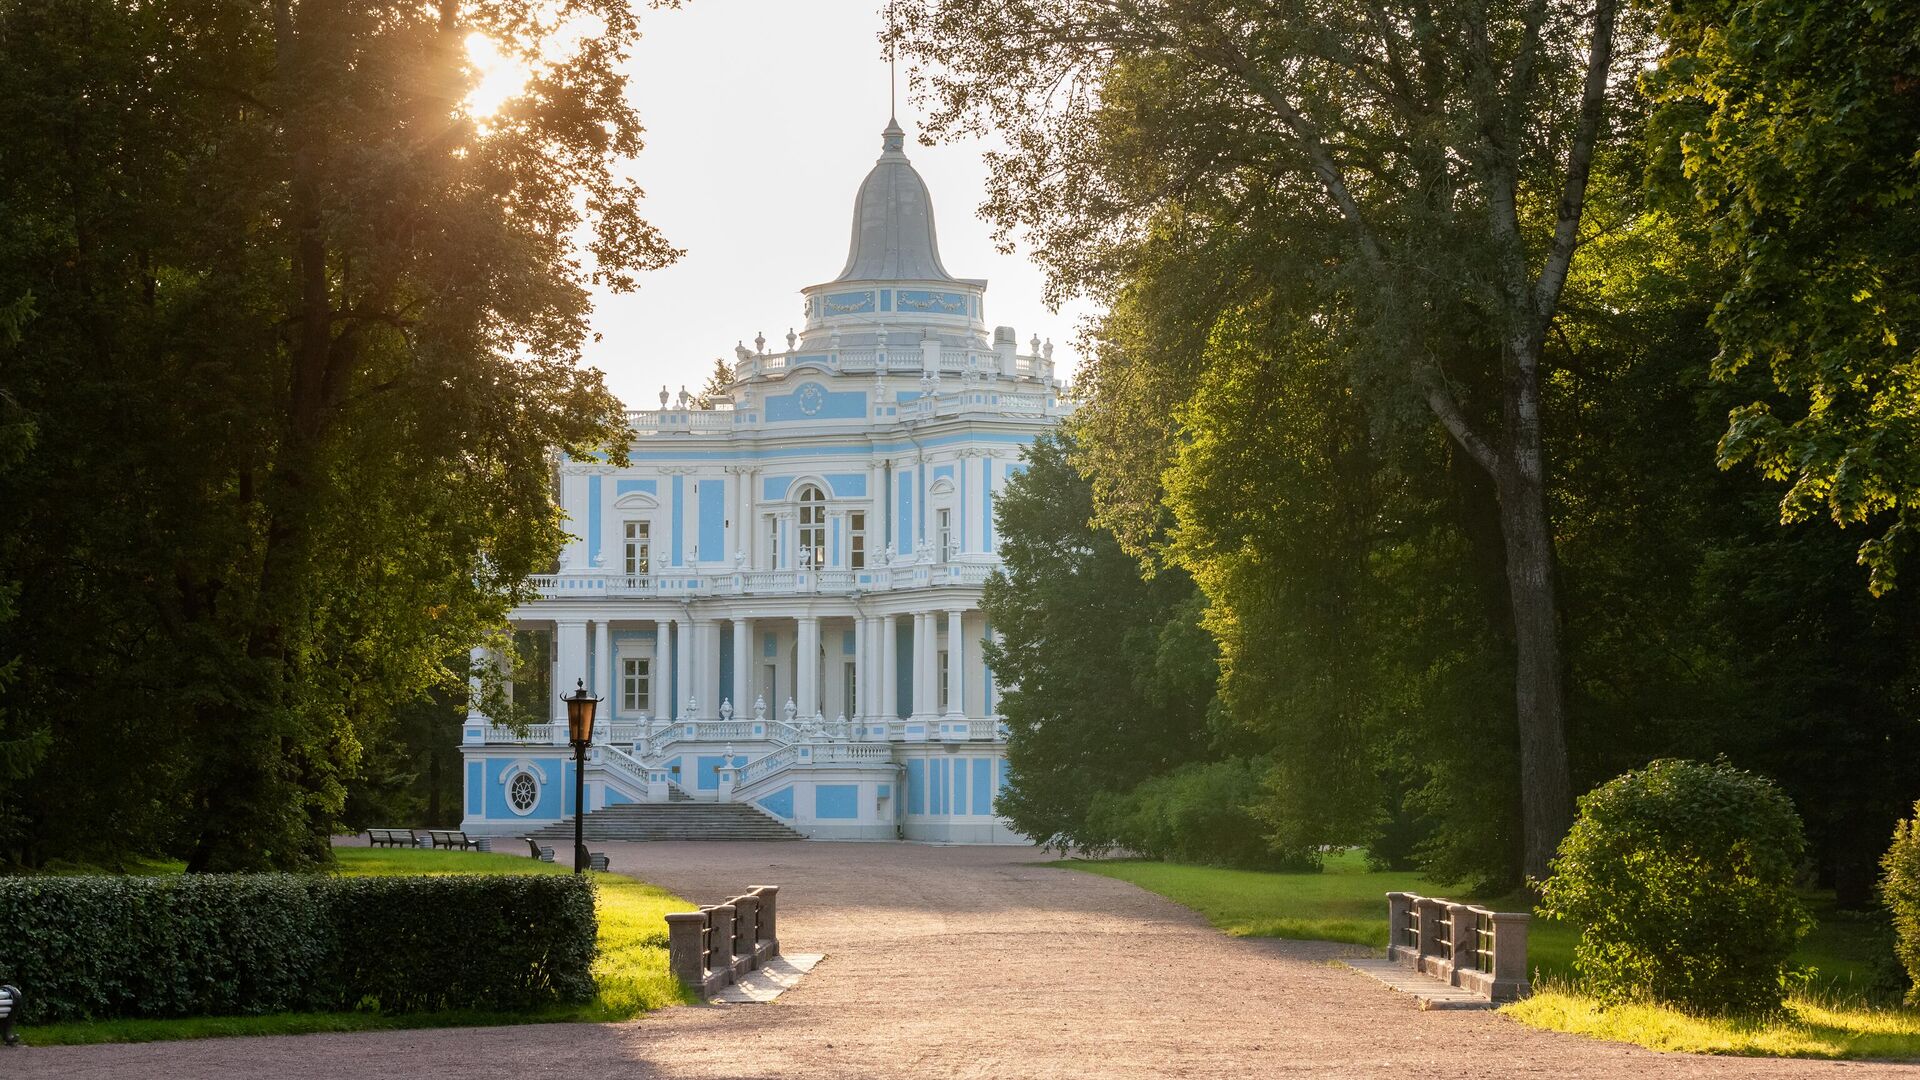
xmin=13 ymin=841 xmax=1917 ymax=1078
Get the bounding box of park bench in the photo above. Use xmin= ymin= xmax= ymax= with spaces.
xmin=1 ymin=983 xmax=21 ymax=1046
xmin=427 ymin=829 xmax=481 ymax=850
xmin=589 ymin=852 xmax=611 ymax=872
xmin=366 ymin=828 xmax=417 ymax=848
xmin=525 ymin=837 xmax=555 ymax=862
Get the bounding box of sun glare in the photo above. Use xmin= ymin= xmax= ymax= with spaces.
xmin=464 ymin=31 xmax=529 ymax=124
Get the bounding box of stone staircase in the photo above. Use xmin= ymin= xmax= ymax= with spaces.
xmin=532 ymin=800 xmax=803 ymax=842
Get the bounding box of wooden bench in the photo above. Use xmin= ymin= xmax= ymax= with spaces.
xmin=366 ymin=828 xmax=417 ymax=848
xmin=525 ymin=837 xmax=555 ymax=863
xmin=427 ymin=829 xmax=481 ymax=850
xmin=0 ymin=983 xmax=21 ymax=1046
xmin=589 ymin=852 xmax=611 ymax=872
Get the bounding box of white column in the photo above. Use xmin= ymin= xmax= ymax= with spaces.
xmin=881 ymin=613 xmax=899 ymax=721
xmin=853 ymin=615 xmax=868 ymax=722
xmin=796 ymin=615 xmax=819 ymax=718
xmin=731 ymin=617 xmax=751 ymax=715
xmin=679 ymin=614 xmax=702 ymax=714
xmin=593 ymin=620 xmax=611 ymax=702
xmin=946 ymin=608 xmax=965 ymax=718
xmin=651 ymin=619 xmax=669 ymax=720
xmin=697 ymin=618 xmax=721 ymax=718
xmin=467 ymin=643 xmax=488 ymax=720
xmin=554 ymin=620 xmax=589 ymax=722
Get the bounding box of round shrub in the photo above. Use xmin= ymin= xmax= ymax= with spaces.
xmin=1539 ymin=758 xmax=1810 ymax=1015
xmin=1883 ymin=800 xmax=1920 ymax=1005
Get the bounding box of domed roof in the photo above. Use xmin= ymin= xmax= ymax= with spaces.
xmin=834 ymin=118 xmax=955 ymax=283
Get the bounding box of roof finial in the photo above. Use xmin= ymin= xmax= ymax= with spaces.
xmin=888 ymin=0 xmax=898 ymax=122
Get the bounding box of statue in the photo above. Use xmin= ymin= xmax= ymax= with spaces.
xmin=677 ymin=385 xmax=691 ymax=408
xmin=786 ymin=327 xmax=797 ymax=351
xmin=754 ymin=331 xmax=766 ymax=354
xmin=799 ymin=544 xmax=813 ymax=569
xmin=685 ymin=694 xmax=698 ymax=720
xmin=735 ymin=548 xmax=747 ymax=569
xmin=735 ymin=341 xmax=752 ymax=363
xmin=659 ymin=384 xmax=670 ymax=408
xmin=720 ymin=698 xmax=734 ymax=722
xmin=754 ymin=694 xmax=768 ymax=721
xmin=783 ymin=697 xmax=797 ymax=724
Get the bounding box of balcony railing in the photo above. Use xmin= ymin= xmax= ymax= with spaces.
xmin=525 ymin=557 xmax=1001 ymax=600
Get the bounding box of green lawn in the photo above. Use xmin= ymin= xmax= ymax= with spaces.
xmin=1061 ymin=852 xmax=1920 ymax=1060
xmin=25 ymin=847 xmax=696 ymax=1046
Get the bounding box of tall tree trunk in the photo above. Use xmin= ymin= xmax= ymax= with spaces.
xmin=1495 ymin=412 xmax=1573 ymax=882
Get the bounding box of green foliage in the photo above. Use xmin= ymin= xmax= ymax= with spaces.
xmin=1540 ymin=759 xmax=1812 ymax=1015
xmin=1650 ymin=0 xmax=1920 ymax=593
xmin=0 ymin=0 xmax=673 ymax=868
xmin=1086 ymin=759 xmax=1316 ymax=871
xmin=982 ymin=431 xmax=1219 ymax=851
xmin=0 ymin=872 xmax=597 ymax=1023
xmin=1884 ymin=802 xmax=1920 ymax=1005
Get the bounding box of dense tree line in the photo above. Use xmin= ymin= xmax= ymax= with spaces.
xmin=945 ymin=0 xmax=1920 ymax=898
xmin=0 ymin=0 xmax=672 ymax=869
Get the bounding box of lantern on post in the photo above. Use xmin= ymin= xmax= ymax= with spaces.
xmin=563 ymin=678 xmax=602 ymax=873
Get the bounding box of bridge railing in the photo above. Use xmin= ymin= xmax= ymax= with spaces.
xmin=1384 ymin=891 xmax=1530 ymax=1002
xmin=665 ymin=885 xmax=780 ymax=997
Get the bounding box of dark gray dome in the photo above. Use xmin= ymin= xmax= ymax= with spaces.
xmin=834 ymin=118 xmax=955 ymax=283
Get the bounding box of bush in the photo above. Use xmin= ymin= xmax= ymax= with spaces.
xmin=1086 ymin=759 xmax=1319 ymax=870
xmin=1539 ymin=758 xmax=1811 ymax=1015
xmin=1884 ymin=800 xmax=1920 ymax=1006
xmin=0 ymin=873 xmax=597 ymax=1023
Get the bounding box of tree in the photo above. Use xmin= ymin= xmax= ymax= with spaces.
xmin=896 ymin=0 xmax=1640 ymax=877
xmin=0 ymin=0 xmax=675 ymax=868
xmin=980 ymin=432 xmax=1218 ymax=850
xmin=694 ymin=358 xmax=735 ymax=409
xmin=1649 ymin=0 xmax=1920 ymax=594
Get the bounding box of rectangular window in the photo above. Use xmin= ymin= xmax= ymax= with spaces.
xmin=623 ymin=521 xmax=650 ymax=576
xmin=937 ymin=508 xmax=953 ymax=562
xmin=768 ymin=516 xmax=780 ymax=570
xmin=938 ymin=649 xmax=950 ymax=711
xmin=849 ymin=512 xmax=866 ymax=569
xmin=843 ymin=662 xmax=857 ymax=717
xmin=622 ymin=657 xmax=651 ymax=714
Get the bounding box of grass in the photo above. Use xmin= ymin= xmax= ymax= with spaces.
xmin=23 ymin=847 xmax=697 ymax=1046
xmin=1061 ymin=851 xmax=1920 ymax=1061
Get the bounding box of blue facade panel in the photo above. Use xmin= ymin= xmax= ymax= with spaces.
xmin=695 ymin=753 xmax=745 ymax=791
xmin=815 ymin=784 xmax=858 ymax=819
xmin=466 ymin=761 xmax=484 ymax=816
xmin=766 ymin=383 xmax=867 ymax=422
xmin=615 ymin=479 xmax=658 ymax=496
xmin=698 ymin=478 xmax=724 ymax=561
xmin=756 ymin=786 xmax=795 ymax=819
xmin=825 ymin=473 xmax=867 ymax=497
xmin=907 ymin=759 xmax=926 ymax=815
xmin=953 ymin=758 xmax=969 ymax=815
xmin=973 ymin=757 xmax=993 ymax=816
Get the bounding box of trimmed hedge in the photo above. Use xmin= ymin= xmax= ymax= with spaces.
xmin=0 ymin=873 xmax=597 ymax=1023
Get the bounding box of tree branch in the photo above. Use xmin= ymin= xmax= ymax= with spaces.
xmin=1532 ymin=0 xmax=1621 ymax=322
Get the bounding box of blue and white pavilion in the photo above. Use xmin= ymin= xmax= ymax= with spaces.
xmin=460 ymin=119 xmax=1064 ymax=843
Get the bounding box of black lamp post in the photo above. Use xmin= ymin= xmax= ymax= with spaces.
xmin=564 ymin=678 xmax=602 ymax=874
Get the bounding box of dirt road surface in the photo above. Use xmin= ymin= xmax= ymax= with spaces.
xmin=13 ymin=841 xmax=1916 ymax=1078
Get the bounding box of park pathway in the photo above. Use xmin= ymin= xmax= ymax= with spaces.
xmin=13 ymin=841 xmax=1917 ymax=1078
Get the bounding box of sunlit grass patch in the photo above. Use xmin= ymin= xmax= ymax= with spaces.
xmin=24 ymin=847 xmax=696 ymax=1046
xmin=1506 ymin=985 xmax=1920 ymax=1060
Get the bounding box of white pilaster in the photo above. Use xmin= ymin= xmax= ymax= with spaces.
xmin=697 ymin=618 xmax=721 ymax=719
xmin=467 ymin=643 xmax=487 ymax=720
xmin=554 ymin=620 xmax=589 ymax=723
xmin=796 ymin=615 xmax=819 ymax=718
xmin=651 ymin=619 xmax=669 ymax=720
xmin=683 ymin=614 xmax=698 ymax=714
xmin=882 ymin=612 xmax=899 ymax=720
xmin=946 ymin=608 xmax=965 ymax=718
xmin=731 ymin=617 xmax=751 ymax=715
xmin=592 ymin=620 xmax=611 ymax=701
xmin=852 ymin=615 xmax=868 ymax=722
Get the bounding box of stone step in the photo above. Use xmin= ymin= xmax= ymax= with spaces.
xmin=531 ymin=800 xmax=803 ymax=842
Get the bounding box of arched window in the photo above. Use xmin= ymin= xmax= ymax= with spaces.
xmin=798 ymin=484 xmax=827 ymax=567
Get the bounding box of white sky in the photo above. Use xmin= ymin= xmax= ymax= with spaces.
xmin=586 ymin=0 xmax=1095 ymax=408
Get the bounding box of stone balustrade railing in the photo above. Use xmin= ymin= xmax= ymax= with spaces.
xmin=525 ymin=558 xmax=999 ymax=600
xmin=1385 ymin=892 xmax=1530 ymax=1002
xmin=666 ymin=885 xmax=780 ymax=998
